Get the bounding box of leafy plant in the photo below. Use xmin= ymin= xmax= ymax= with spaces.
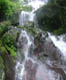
xmin=36 ymin=0 xmax=66 ymax=34
xmin=0 ymin=0 xmax=22 ymax=21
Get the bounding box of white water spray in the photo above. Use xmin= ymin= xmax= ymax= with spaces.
xmin=16 ymin=30 xmax=36 ymax=80
xmin=48 ymin=33 xmax=66 ymax=58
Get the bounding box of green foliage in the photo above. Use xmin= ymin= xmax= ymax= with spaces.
xmin=0 ymin=22 xmax=18 ymax=80
xmin=0 ymin=0 xmax=22 ymax=22
xmin=0 ymin=21 xmax=11 ymax=38
xmin=2 ymin=33 xmax=14 ymax=47
xmin=0 ymin=0 xmax=13 ymax=21
xmin=0 ymin=46 xmax=8 ymax=54
xmin=1 ymin=32 xmax=17 ymax=57
xmin=0 ymin=22 xmax=17 ymax=57
xmin=17 ymin=22 xmax=38 ymax=36
xmin=22 ymin=6 xmax=32 ymax=12
xmin=36 ymin=0 xmax=66 ymax=35
xmin=5 ymin=45 xmax=16 ymax=57
xmin=0 ymin=21 xmax=9 ymax=54
xmin=53 ymin=27 xmax=64 ymax=35
xmin=20 ymin=0 xmax=32 ymax=12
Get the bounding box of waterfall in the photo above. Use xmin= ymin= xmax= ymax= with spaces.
xmin=19 ymin=11 xmax=35 ymax=25
xmin=19 ymin=0 xmax=45 ymax=26
xmin=16 ymin=30 xmax=36 ymax=80
xmin=16 ymin=0 xmax=66 ymax=80
xmin=17 ymin=1 xmax=48 ymax=80
xmin=16 ymin=30 xmax=61 ymax=80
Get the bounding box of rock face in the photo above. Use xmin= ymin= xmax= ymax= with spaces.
xmin=33 ymin=32 xmax=66 ymax=80
xmin=34 ymin=33 xmax=62 ymax=63
xmin=63 ymin=34 xmax=66 ymax=42
xmin=23 ymin=59 xmax=64 ymax=80
xmin=36 ymin=63 xmax=59 ymax=80
xmin=25 ymin=60 xmax=38 ymax=80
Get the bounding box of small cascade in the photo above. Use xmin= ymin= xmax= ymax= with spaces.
xmin=28 ymin=0 xmax=44 ymax=12
xmin=19 ymin=0 xmax=45 ymax=26
xmin=16 ymin=30 xmax=36 ymax=80
xmin=19 ymin=11 xmax=35 ymax=25
xmin=48 ymin=33 xmax=66 ymax=59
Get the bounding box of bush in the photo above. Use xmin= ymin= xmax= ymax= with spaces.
xmin=0 ymin=21 xmax=11 ymax=38
xmin=0 ymin=0 xmax=22 ymax=22
xmin=0 ymin=21 xmax=17 ymax=57
xmin=36 ymin=0 xmax=66 ymax=34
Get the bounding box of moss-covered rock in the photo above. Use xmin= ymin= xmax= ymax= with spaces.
xmin=0 ymin=22 xmax=19 ymax=80
xmin=17 ymin=22 xmax=39 ymax=37
xmin=0 ymin=21 xmax=20 ymax=59
xmin=2 ymin=28 xmax=19 ymax=57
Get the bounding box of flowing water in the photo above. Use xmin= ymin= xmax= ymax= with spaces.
xmin=19 ymin=0 xmax=45 ymax=25
xmin=16 ymin=30 xmax=35 ymax=80
xmin=16 ymin=0 xmax=66 ymax=80
xmin=48 ymin=33 xmax=66 ymax=59
xmin=16 ymin=30 xmax=61 ymax=80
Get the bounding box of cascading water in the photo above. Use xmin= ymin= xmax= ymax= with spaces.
xmin=16 ymin=0 xmax=66 ymax=80
xmin=19 ymin=0 xmax=45 ymax=25
xmin=16 ymin=30 xmax=37 ymax=80
xmin=19 ymin=11 xmax=35 ymax=25
xmin=16 ymin=30 xmax=61 ymax=80
xmin=48 ymin=33 xmax=66 ymax=59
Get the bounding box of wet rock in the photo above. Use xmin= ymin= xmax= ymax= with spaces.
xmin=25 ymin=60 xmax=38 ymax=80
xmin=36 ymin=63 xmax=59 ymax=80
xmin=47 ymin=63 xmax=66 ymax=80
xmin=63 ymin=34 xmax=66 ymax=42
xmin=43 ymin=39 xmax=62 ymax=60
xmin=25 ymin=60 xmax=61 ymax=80
xmin=34 ymin=34 xmax=62 ymax=63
